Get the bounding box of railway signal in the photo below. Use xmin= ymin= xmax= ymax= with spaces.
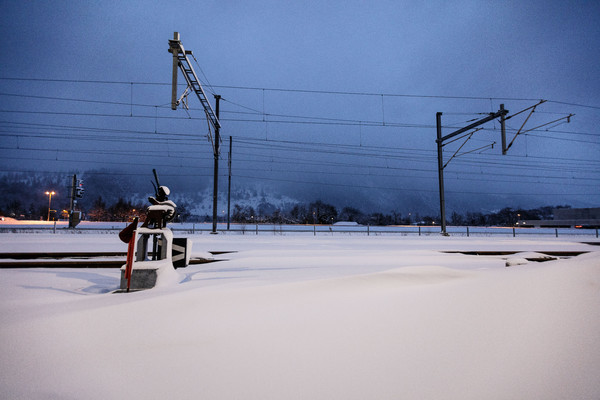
xmin=75 ymin=179 xmax=85 ymax=198
xmin=69 ymin=174 xmax=83 ymax=228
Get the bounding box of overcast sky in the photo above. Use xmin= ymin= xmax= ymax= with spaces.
xmin=1 ymin=1 xmax=599 ymax=214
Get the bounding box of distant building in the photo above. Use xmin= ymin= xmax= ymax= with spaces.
xmin=553 ymin=207 xmax=600 ymax=220
xmin=516 ymin=207 xmax=600 ymax=228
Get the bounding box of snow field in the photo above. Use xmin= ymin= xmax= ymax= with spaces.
xmin=0 ymin=234 xmax=599 ymax=399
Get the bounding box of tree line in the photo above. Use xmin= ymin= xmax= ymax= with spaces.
xmin=1 ymin=190 xmax=568 ymax=228
xmin=231 ymin=200 xmax=568 ymax=227
xmin=0 ymin=172 xmax=569 ymax=226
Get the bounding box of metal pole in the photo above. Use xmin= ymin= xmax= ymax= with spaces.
xmin=47 ymin=192 xmax=52 ymax=221
xmin=227 ymin=136 xmax=232 ymax=230
xmin=70 ymin=174 xmax=76 ymax=215
xmin=211 ymin=95 xmax=221 ymax=234
xmin=68 ymin=174 xmax=77 ymax=228
xmin=170 ymin=32 xmax=180 ymax=110
xmin=440 ymin=109 xmax=508 ymax=143
xmin=500 ymin=104 xmax=507 ymax=155
xmin=436 ymin=112 xmax=447 ymax=235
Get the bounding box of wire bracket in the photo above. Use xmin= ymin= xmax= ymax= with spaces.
xmin=168 ymin=32 xmax=221 ymax=156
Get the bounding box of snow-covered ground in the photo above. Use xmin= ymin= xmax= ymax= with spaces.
xmin=1 ymin=232 xmax=599 ymax=399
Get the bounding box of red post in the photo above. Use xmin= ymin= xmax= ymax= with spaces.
xmin=125 ymin=232 xmax=136 ymax=292
xmin=119 ymin=217 xmax=139 ymax=293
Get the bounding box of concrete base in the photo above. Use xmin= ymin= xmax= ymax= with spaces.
xmin=119 ymin=258 xmax=176 ymax=291
xmin=119 ymin=226 xmax=177 ymax=292
xmin=120 ymin=267 xmax=158 ymax=291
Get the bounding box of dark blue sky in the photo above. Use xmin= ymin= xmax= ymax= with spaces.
xmin=1 ymin=1 xmax=599 ymax=213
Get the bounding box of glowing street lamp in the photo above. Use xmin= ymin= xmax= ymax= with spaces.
xmin=45 ymin=191 xmax=55 ymax=221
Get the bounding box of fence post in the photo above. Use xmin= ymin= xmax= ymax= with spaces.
xmin=555 ymin=228 xmax=558 ymax=238
xmin=596 ymin=228 xmax=598 ymax=238
xmin=418 ymin=226 xmax=421 ymax=236
xmin=53 ymin=220 xmax=57 ymax=234
xmin=467 ymin=226 xmax=469 ymax=237
xmin=314 ymin=225 xmax=316 ymax=236
xmin=192 ymin=224 xmax=195 ymax=234
xmin=256 ymin=224 xmax=258 ymax=235
xmin=367 ymin=225 xmax=370 ymax=236
xmin=513 ymin=227 xmax=516 ymax=237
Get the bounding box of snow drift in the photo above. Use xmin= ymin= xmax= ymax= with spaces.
xmin=0 ymin=234 xmax=599 ymax=399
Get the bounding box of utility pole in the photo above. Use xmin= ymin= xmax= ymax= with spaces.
xmin=227 ymin=136 xmax=232 ymax=230
xmin=212 ymin=95 xmax=221 ymax=234
xmin=500 ymin=103 xmax=507 ymax=155
xmin=436 ymin=113 xmax=446 ymax=235
xmin=436 ymin=105 xmax=508 ymax=235
xmin=170 ymin=37 xmax=179 ymax=111
xmin=68 ymin=174 xmax=84 ymax=228
xmin=168 ymin=32 xmax=222 ymax=233
xmin=69 ymin=174 xmax=76 ymax=217
xmin=435 ymin=100 xmax=572 ymax=235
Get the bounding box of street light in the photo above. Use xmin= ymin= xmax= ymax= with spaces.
xmin=45 ymin=191 xmax=55 ymax=221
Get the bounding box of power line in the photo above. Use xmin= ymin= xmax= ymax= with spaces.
xmin=4 ymin=141 xmax=597 ymax=185
xmin=195 ymin=85 xmax=546 ymax=103
xmin=3 ymin=77 xmax=600 ymax=109
xmin=0 ymin=120 xmax=207 ymax=140
xmin=0 ymin=145 xmax=209 ymax=160
xmin=0 ymin=131 xmax=207 ymax=146
xmin=0 ymin=91 xmax=168 ymax=109
xmin=3 ymin=125 xmax=597 ymax=173
xmin=2 ymin=156 xmax=597 ymax=193
xmin=545 ymin=100 xmax=600 ymax=111
xmin=2 ymin=90 xmax=598 ymax=138
xmin=2 ymin=77 xmax=597 ymax=163
xmin=235 ymin=163 xmax=600 ymax=187
xmin=0 ymin=109 xmax=206 ymax=122
xmin=0 ymin=91 xmax=469 ymax=131
xmin=233 ymin=137 xmax=600 ymax=168
xmin=2 ymin=116 xmax=598 ymax=172
xmin=0 ymin=77 xmax=169 ymax=86
xmin=3 ymin=115 xmax=597 ymax=166
xmin=0 ymin=107 xmax=432 ymax=130
xmin=0 ymin=155 xmax=213 ymax=170
xmin=234 ymin=174 xmax=597 ymax=196
xmin=523 ymin=132 xmax=600 ymax=145
xmin=232 ymin=158 xmax=600 ymax=182
xmin=3 ymin=107 xmax=596 ymax=143
xmin=0 ymin=168 xmax=214 ymax=178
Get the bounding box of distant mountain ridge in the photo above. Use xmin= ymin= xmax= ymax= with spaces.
xmin=2 ymin=170 xmax=591 ymax=220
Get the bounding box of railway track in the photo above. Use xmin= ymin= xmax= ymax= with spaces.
xmin=441 ymin=250 xmax=590 ymax=257
xmin=0 ymin=250 xmax=587 ymax=268
xmin=0 ymin=251 xmax=226 ymax=268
